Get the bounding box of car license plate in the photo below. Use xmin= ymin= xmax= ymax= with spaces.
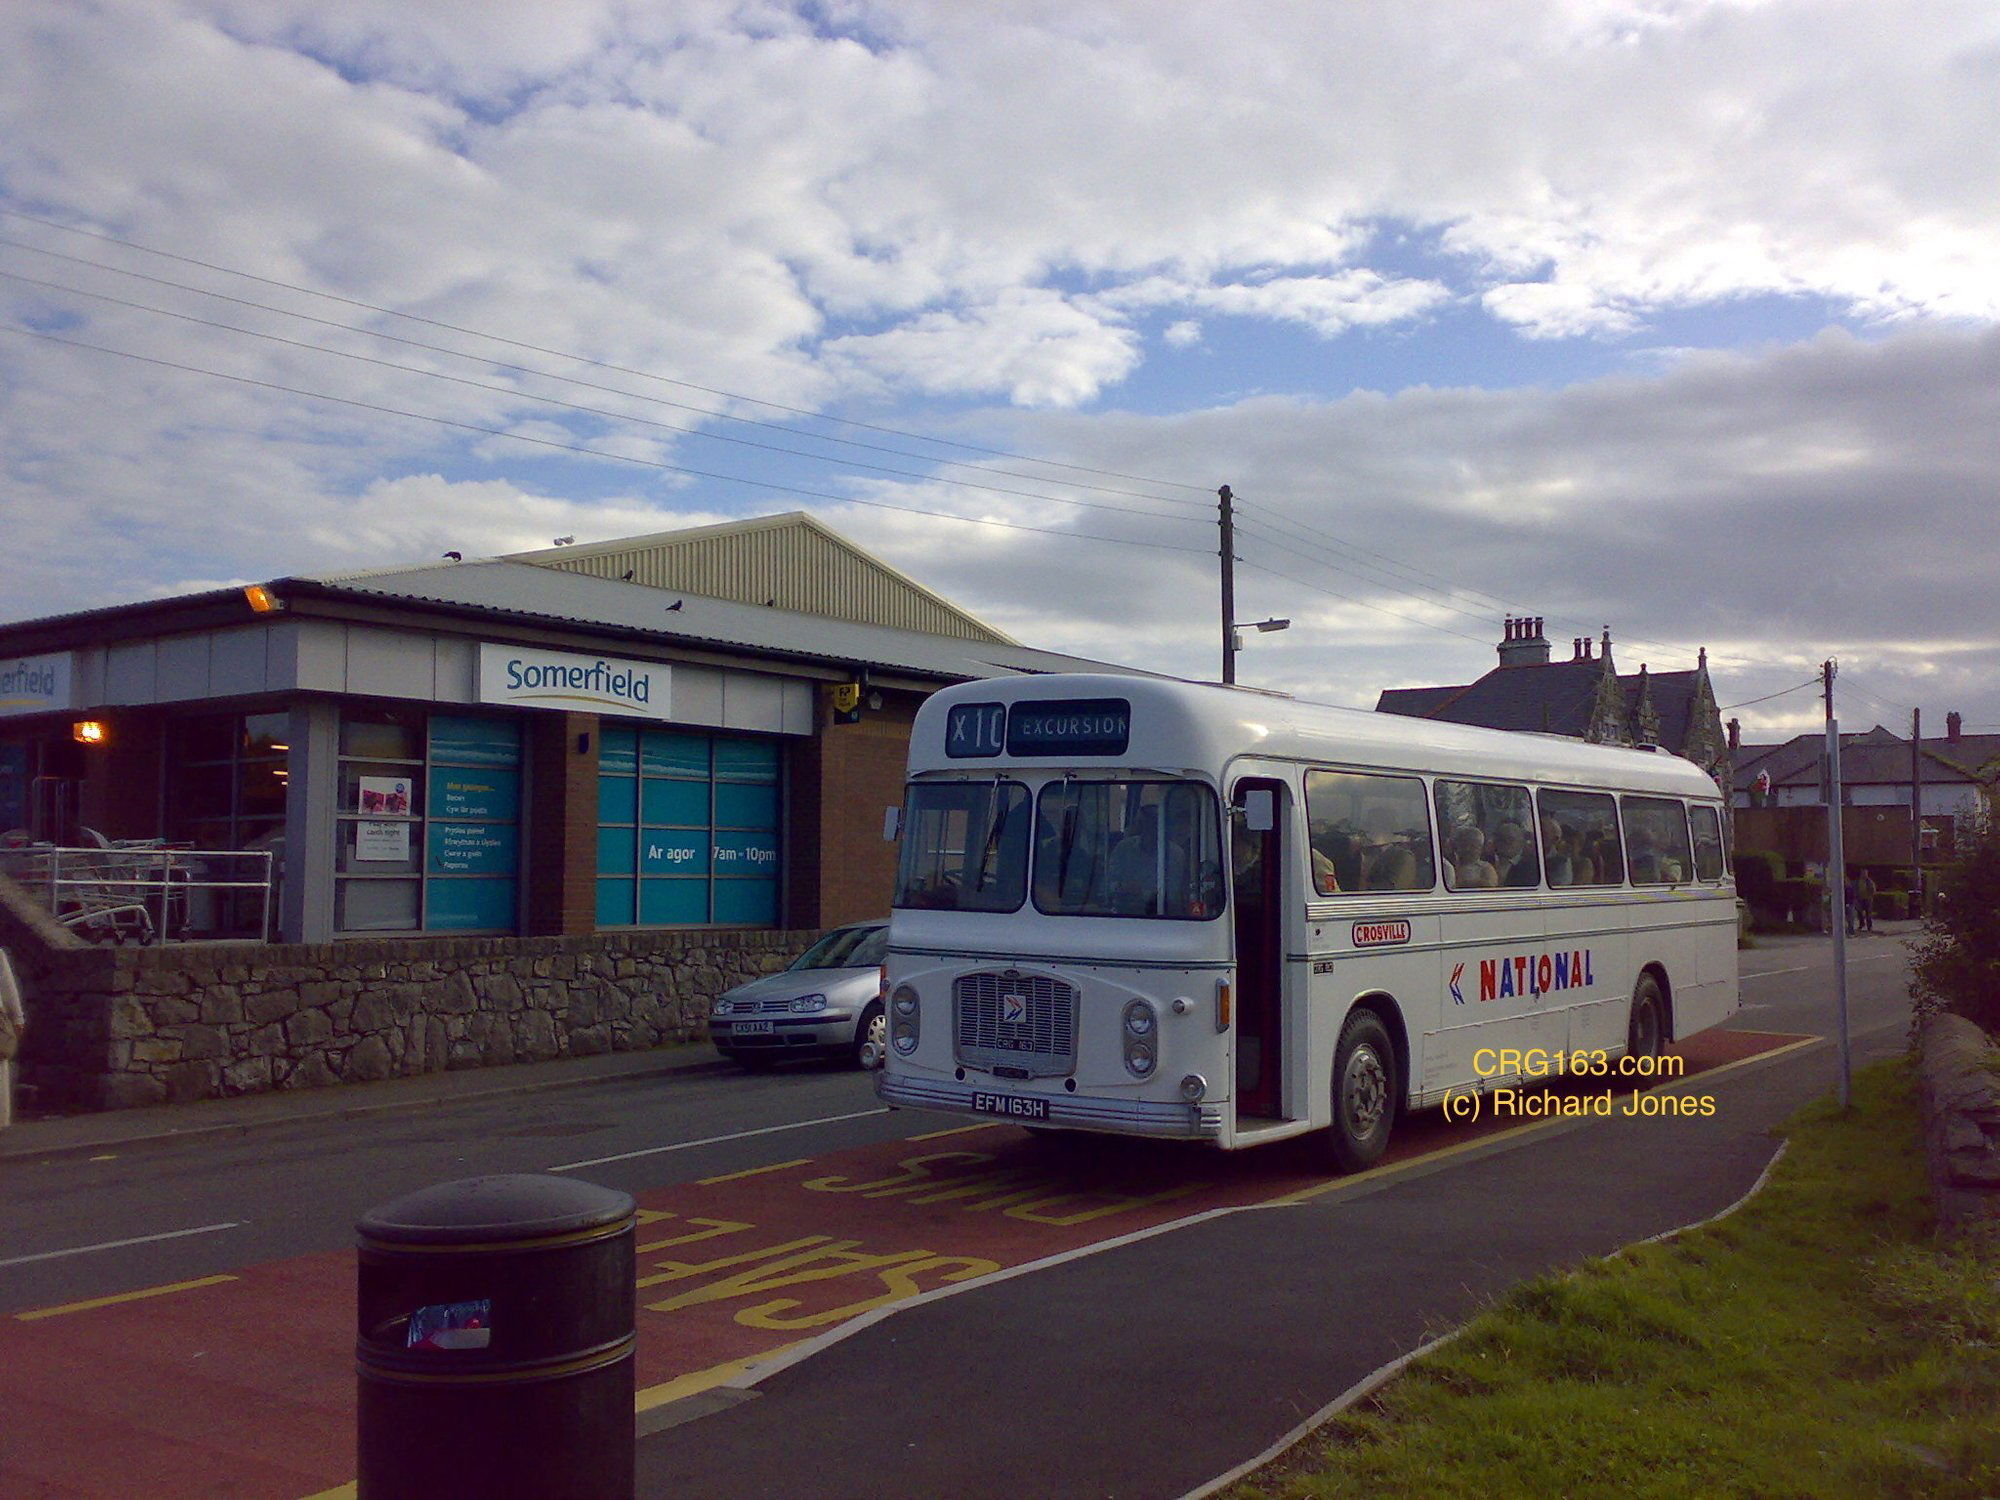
xmin=734 ymin=1020 xmax=774 ymax=1036
xmin=972 ymin=1090 xmax=1049 ymax=1121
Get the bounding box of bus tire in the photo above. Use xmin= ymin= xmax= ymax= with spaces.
xmin=1325 ymin=1009 xmax=1397 ymax=1173
xmin=1627 ymin=974 xmax=1665 ymax=1065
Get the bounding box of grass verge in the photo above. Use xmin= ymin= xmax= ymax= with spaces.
xmin=1229 ymin=1060 xmax=2000 ymax=1499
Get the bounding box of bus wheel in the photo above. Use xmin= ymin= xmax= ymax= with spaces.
xmin=1325 ymin=1010 xmax=1397 ymax=1173
xmin=1627 ymin=974 xmax=1665 ymax=1065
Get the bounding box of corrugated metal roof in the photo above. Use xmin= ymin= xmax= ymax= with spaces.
xmin=504 ymin=512 xmax=1015 ymax=645
xmin=290 ymin=559 xmax=1139 ymax=684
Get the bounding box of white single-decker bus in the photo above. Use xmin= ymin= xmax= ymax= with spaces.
xmin=877 ymin=674 xmax=1739 ymax=1171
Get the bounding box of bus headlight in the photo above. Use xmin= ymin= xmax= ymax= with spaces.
xmin=1123 ymin=999 xmax=1158 ymax=1077
xmin=1180 ymin=1073 xmax=1207 ymax=1102
xmin=890 ymin=985 xmax=920 ymax=1054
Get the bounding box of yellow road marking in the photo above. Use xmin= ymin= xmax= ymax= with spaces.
xmin=88 ymin=1153 xmax=117 ymax=1162
xmin=634 ymin=1341 xmax=807 ymax=1411
xmin=697 ymin=1158 xmax=809 ymax=1186
xmin=298 ymin=1486 xmax=355 ymax=1500
xmin=908 ymin=1122 xmax=1004 ymax=1141
xmin=1271 ymin=1033 xmax=1824 ymax=1206
xmin=15 ymin=1273 xmax=239 ymax=1322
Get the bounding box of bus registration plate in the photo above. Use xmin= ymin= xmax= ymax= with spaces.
xmin=972 ymin=1090 xmax=1050 ymax=1121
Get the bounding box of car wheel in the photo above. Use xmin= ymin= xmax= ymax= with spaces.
xmin=1627 ymin=973 xmax=1665 ymax=1065
xmin=853 ymin=1003 xmax=887 ymax=1070
xmin=1323 ymin=1009 xmax=1397 ymax=1174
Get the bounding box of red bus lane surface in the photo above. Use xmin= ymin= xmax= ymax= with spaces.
xmin=0 ymin=1030 xmax=1806 ymax=1499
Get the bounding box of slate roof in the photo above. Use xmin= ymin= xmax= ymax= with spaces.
xmin=1736 ymin=726 xmax=2000 ymax=793
xmin=1377 ymin=658 xmax=1709 ymax=749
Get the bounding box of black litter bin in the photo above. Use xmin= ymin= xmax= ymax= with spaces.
xmin=356 ymin=1173 xmax=636 ymax=1500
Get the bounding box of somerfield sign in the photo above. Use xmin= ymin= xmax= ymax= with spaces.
xmin=0 ymin=653 xmax=72 ymax=718
xmin=478 ymin=644 xmax=671 ymax=720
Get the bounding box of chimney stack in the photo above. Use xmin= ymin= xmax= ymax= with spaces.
xmin=1947 ymin=711 xmax=1963 ymax=742
xmin=1497 ymin=614 xmax=1552 ymax=667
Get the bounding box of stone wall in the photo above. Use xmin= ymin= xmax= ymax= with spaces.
xmin=1917 ymin=1010 xmax=2000 ymax=1236
xmin=1 ymin=874 xmax=815 ymax=1113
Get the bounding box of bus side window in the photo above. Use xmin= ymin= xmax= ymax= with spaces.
xmin=1303 ymin=769 xmax=1435 ymax=895
xmin=1436 ymin=779 xmax=1537 ymax=891
xmin=1537 ymin=788 xmax=1623 ymax=887
xmin=1620 ymin=795 xmax=1695 ymax=885
xmin=1689 ymin=804 xmax=1725 ymax=881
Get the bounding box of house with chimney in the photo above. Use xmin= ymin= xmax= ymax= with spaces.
xmin=1375 ymin=616 xmax=1731 ymax=802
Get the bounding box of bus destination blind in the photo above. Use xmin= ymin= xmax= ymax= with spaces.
xmin=947 ymin=698 xmax=1132 ymax=758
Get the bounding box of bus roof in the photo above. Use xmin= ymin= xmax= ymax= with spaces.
xmin=907 ymin=673 xmax=1723 ymax=800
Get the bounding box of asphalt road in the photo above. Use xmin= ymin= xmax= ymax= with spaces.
xmin=0 ymin=1054 xmax=909 ymax=1317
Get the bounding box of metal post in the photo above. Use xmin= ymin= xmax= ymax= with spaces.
xmin=1218 ymin=484 xmax=1237 ymax=685
xmin=1825 ymin=661 xmax=1851 ymax=1110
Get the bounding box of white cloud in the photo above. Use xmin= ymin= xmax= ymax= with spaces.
xmin=1162 ymin=320 xmax=1203 ymax=349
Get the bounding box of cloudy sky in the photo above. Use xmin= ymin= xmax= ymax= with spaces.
xmin=3 ymin=0 xmax=1996 ymax=743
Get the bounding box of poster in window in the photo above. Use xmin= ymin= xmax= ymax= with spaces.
xmin=357 ymin=776 xmax=412 ymax=816
xmin=354 ymin=820 xmax=410 ymax=862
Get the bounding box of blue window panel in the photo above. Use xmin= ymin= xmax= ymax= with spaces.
xmin=429 ymin=715 xmax=521 ymax=768
xmin=641 ymin=777 xmax=709 ymax=828
xmin=598 ymin=775 xmax=637 ymax=824
xmin=429 ymin=877 xmax=517 ymax=931
xmin=596 ymin=878 xmax=636 ymax=926
xmin=640 ymin=879 xmax=710 ymax=925
xmin=642 ymin=731 xmax=709 ymax=778
xmin=713 ymin=879 xmax=778 ymax=926
xmin=599 ymin=727 xmax=640 ymax=775
xmin=712 ymin=830 xmax=780 ymax=881
xmin=714 ymin=736 xmax=778 ymax=781
xmin=714 ymin=780 xmax=777 ymax=830
xmin=641 ymin=832 xmax=708 ymax=877
xmin=427 ymin=822 xmax=519 ymax=877
xmin=428 ymin=766 xmax=520 ymax=822
xmin=598 ymin=826 xmax=637 ymax=877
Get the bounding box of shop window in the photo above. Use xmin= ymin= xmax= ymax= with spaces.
xmin=164 ymin=710 xmax=291 ymax=937
xmin=596 ymin=728 xmax=780 ymax=928
xmin=334 ymin=708 xmax=520 ymax=935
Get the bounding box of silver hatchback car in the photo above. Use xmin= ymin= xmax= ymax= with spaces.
xmin=708 ymin=921 xmax=889 ymax=1070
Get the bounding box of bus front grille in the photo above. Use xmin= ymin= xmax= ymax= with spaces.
xmin=953 ymin=971 xmax=1078 ymax=1078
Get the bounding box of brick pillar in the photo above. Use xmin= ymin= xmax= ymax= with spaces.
xmin=808 ymin=689 xmax=918 ymax=930
xmin=526 ymin=712 xmax=599 ymax=936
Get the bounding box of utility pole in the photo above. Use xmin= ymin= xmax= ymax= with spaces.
xmin=1824 ymin=659 xmax=1851 ymax=1110
xmin=1911 ymin=707 xmax=1923 ymax=903
xmin=1218 ymin=484 xmax=1237 ymax=685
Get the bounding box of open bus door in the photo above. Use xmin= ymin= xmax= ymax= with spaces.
xmin=1231 ymin=779 xmax=1286 ymax=1120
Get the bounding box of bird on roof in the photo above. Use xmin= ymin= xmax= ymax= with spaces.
xmin=443 ymin=550 xmax=461 ymax=561
xmin=621 ymin=569 xmax=635 ymax=581
xmin=666 ymin=599 xmax=683 ymax=611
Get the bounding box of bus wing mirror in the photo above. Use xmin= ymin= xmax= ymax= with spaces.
xmin=1242 ymin=789 xmax=1275 ymax=833
xmin=882 ymin=806 xmax=902 ymax=842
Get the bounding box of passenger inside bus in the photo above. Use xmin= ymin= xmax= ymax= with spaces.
xmin=1489 ymin=820 xmax=1538 ymax=887
xmin=1447 ymin=825 xmax=1499 ymax=888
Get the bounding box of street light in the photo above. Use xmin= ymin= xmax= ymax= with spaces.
xmin=1216 ymin=612 xmax=1296 ymax=684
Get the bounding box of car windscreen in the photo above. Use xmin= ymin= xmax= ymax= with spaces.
xmin=790 ymin=925 xmax=886 ymax=970
xmin=893 ymin=780 xmax=1031 ymax=912
xmin=1032 ymin=779 xmax=1223 ymax=919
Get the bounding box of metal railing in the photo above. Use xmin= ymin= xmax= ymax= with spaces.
xmin=0 ymin=844 xmax=276 ymax=945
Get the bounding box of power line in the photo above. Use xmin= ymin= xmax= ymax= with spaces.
xmin=1721 ymin=678 xmax=1821 ymax=712
xmin=0 ymin=206 xmax=1215 ymax=498
xmin=1231 ymin=514 xmax=1517 ymax=633
xmin=1233 ymin=547 xmax=1496 ymax=647
xmin=2 ymin=321 xmax=1218 ymax=559
xmin=0 ymin=266 xmax=1211 ymax=533
xmin=0 ymin=237 xmax=1211 ymax=513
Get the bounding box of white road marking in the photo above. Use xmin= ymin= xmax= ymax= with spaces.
xmin=547 ymin=1108 xmax=890 ymax=1172
xmin=0 ymin=1220 xmax=245 ymax=1269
